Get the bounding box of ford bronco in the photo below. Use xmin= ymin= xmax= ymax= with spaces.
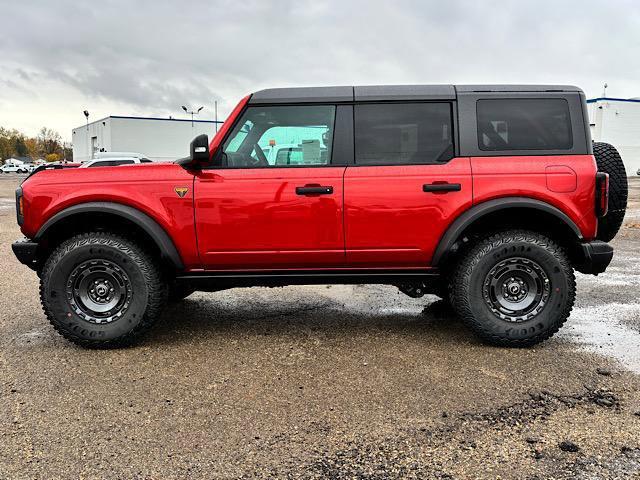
xmin=12 ymin=85 xmax=628 ymax=348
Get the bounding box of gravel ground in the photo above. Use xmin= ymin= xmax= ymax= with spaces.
xmin=1 ymin=174 xmax=640 ymax=479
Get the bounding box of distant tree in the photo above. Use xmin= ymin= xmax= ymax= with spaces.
xmin=24 ymin=138 xmax=39 ymax=159
xmin=0 ymin=127 xmax=16 ymax=159
xmin=45 ymin=153 xmax=60 ymax=163
xmin=0 ymin=136 xmax=11 ymax=160
xmin=14 ymin=137 xmax=28 ymax=157
xmin=0 ymin=126 xmax=67 ymax=161
xmin=38 ymin=127 xmax=62 ymax=156
xmin=62 ymin=144 xmax=73 ymax=161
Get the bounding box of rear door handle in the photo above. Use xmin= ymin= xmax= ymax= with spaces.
xmin=296 ymin=185 xmax=333 ymax=195
xmin=423 ymin=183 xmax=462 ymax=193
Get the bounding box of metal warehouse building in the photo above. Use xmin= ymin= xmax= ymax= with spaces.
xmin=588 ymin=97 xmax=640 ymax=175
xmin=72 ymin=116 xmax=222 ymax=162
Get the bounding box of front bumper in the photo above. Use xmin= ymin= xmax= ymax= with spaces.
xmin=576 ymin=240 xmax=614 ymax=275
xmin=12 ymin=238 xmax=39 ymax=270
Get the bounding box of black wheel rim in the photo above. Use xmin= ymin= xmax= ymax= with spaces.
xmin=482 ymin=257 xmax=550 ymax=322
xmin=66 ymin=260 xmax=132 ymax=324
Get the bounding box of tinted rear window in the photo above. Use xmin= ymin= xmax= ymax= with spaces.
xmin=355 ymin=103 xmax=453 ymax=165
xmin=477 ymin=99 xmax=572 ymax=151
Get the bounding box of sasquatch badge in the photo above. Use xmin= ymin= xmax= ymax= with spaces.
xmin=174 ymin=187 xmax=189 ymax=198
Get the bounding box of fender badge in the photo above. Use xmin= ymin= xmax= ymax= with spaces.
xmin=174 ymin=187 xmax=189 ymax=198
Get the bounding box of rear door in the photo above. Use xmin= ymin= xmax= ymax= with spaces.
xmin=195 ymin=104 xmax=349 ymax=270
xmin=344 ymin=102 xmax=472 ymax=267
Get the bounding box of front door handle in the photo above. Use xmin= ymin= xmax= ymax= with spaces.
xmin=296 ymin=185 xmax=333 ymax=195
xmin=423 ymin=183 xmax=462 ymax=193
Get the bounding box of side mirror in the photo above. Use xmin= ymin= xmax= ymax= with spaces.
xmin=190 ymin=134 xmax=209 ymax=165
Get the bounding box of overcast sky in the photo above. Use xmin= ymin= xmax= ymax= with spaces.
xmin=1 ymin=0 xmax=639 ymax=141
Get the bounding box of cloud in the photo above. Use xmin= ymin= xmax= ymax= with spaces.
xmin=0 ymin=0 xmax=639 ymax=139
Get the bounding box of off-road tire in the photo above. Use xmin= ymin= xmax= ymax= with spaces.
xmin=449 ymin=230 xmax=575 ymax=347
xmin=168 ymin=284 xmax=195 ymax=302
xmin=40 ymin=232 xmax=167 ymax=348
xmin=593 ymin=142 xmax=628 ymax=242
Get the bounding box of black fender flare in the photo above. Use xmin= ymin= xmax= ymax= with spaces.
xmin=35 ymin=202 xmax=184 ymax=270
xmin=431 ymin=197 xmax=583 ymax=266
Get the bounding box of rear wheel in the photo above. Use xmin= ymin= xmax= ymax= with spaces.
xmin=449 ymin=230 xmax=575 ymax=347
xmin=40 ymin=232 xmax=167 ymax=348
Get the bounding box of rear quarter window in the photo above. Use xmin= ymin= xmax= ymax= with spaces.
xmin=477 ymin=98 xmax=573 ymax=151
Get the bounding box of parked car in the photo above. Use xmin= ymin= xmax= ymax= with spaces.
xmin=12 ymin=84 xmax=628 ymax=349
xmin=637 ymin=168 xmax=640 ymax=176
xmin=261 ymin=142 xmax=329 ymax=165
xmin=81 ymin=152 xmax=152 ymax=168
xmin=1 ymin=163 xmax=29 ymax=174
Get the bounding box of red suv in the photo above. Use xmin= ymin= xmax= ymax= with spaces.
xmin=12 ymin=85 xmax=628 ymax=348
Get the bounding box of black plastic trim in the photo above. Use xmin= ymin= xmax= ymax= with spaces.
xmin=176 ymin=269 xmax=439 ymax=289
xmin=576 ymin=240 xmax=613 ymax=275
xmin=250 ymin=86 xmax=353 ymax=104
xmin=354 ymin=85 xmax=455 ymax=101
xmin=332 ymin=105 xmax=354 ymax=166
xmin=431 ymin=197 xmax=583 ymax=266
xmin=296 ymin=186 xmax=333 ymax=195
xmin=423 ymin=183 xmax=461 ymax=192
xmin=34 ymin=202 xmax=185 ymax=270
xmin=12 ymin=238 xmax=38 ymax=270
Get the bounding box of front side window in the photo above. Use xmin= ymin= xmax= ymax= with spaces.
xmin=354 ymin=103 xmax=454 ymax=165
xmin=477 ymin=98 xmax=573 ymax=151
xmin=220 ymin=105 xmax=336 ymax=167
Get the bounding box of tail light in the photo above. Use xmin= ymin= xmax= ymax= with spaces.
xmin=595 ymin=172 xmax=609 ymax=217
xmin=15 ymin=187 xmax=24 ymax=226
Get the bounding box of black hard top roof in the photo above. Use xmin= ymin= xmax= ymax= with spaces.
xmin=249 ymin=84 xmax=583 ymax=104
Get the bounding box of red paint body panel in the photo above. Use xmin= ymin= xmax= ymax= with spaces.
xmin=17 ymin=91 xmax=600 ymax=275
xmin=470 ymin=155 xmax=598 ymax=240
xmin=545 ymin=165 xmax=577 ymax=193
xmin=20 ymin=163 xmax=201 ymax=268
xmin=208 ymin=95 xmax=250 ymax=158
xmin=343 ymin=157 xmax=473 ymax=266
xmin=194 ymin=167 xmax=346 ymax=269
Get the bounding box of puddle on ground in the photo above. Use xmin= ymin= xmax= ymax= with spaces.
xmin=560 ymin=303 xmax=640 ymax=374
xmin=320 ymin=285 xmax=640 ymax=373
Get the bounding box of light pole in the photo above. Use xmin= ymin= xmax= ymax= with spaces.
xmin=181 ymin=105 xmax=203 ymax=127
xmin=83 ymin=110 xmax=89 ymax=130
xmin=214 ymin=101 xmax=218 ymax=132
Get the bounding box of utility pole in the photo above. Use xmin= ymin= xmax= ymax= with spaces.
xmin=215 ymin=101 xmax=218 ymax=132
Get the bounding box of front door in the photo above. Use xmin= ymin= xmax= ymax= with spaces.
xmin=344 ymin=102 xmax=473 ymax=267
xmin=195 ymin=104 xmax=346 ymax=270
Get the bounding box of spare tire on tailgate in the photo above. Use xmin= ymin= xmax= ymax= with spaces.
xmin=593 ymin=142 xmax=628 ymax=242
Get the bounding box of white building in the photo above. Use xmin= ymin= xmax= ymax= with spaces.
xmin=72 ymin=116 xmax=222 ymax=162
xmin=588 ymin=97 xmax=640 ymax=175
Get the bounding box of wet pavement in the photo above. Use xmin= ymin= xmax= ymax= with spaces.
xmin=1 ymin=176 xmax=640 ymax=479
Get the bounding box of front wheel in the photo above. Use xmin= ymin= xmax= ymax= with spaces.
xmin=449 ymin=230 xmax=575 ymax=347
xmin=40 ymin=233 xmax=168 ymax=348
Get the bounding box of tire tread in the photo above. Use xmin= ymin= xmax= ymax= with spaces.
xmin=39 ymin=232 xmax=167 ymax=348
xmin=449 ymin=230 xmax=576 ymax=347
xmin=593 ymin=142 xmax=628 ymax=242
